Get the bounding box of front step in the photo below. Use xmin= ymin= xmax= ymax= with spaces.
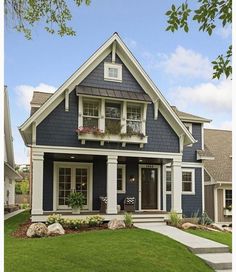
xmin=132 ymin=215 xmax=165 ymax=224
xmin=196 ymin=253 xmax=232 ymax=270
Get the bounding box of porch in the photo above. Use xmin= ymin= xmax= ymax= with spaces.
xmin=31 ymin=146 xmax=183 ymax=222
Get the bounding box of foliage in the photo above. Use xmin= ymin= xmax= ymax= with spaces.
xmin=124 ymin=212 xmax=133 ymax=228
xmin=169 ymin=211 xmax=182 ymax=227
xmin=47 ymin=213 xmax=104 ymax=229
xmin=105 ymin=120 xmax=122 ymax=135
xmin=76 ymin=127 xmax=105 ymax=137
xmin=5 ymin=211 xmax=213 ymax=272
xmin=66 ymin=191 xmax=85 ymax=209
xmin=19 ymin=203 xmax=30 ymax=209
xmin=198 ymin=211 xmax=213 ymax=225
xmin=15 ymin=180 xmax=29 ymax=194
xmin=165 ymin=0 xmax=232 ymax=79
xmin=4 ymin=0 xmax=91 ymax=39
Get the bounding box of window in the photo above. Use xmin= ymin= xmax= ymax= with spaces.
xmin=105 ymin=102 xmax=121 ymax=134
xmin=166 ymin=170 xmax=171 ymax=192
xmin=182 ymin=169 xmax=195 ymax=194
xmin=83 ymin=100 xmax=100 ymax=128
xmin=127 ymin=104 xmax=142 ymax=134
xmin=104 ymin=62 xmax=122 ymax=82
xmin=117 ymin=165 xmax=126 ymax=193
xmin=225 ymin=190 xmax=232 ymax=208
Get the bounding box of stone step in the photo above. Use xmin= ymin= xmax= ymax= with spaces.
xmin=196 ymin=253 xmax=232 ymax=270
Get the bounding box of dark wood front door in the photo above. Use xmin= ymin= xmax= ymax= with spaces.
xmin=141 ymin=168 xmax=158 ymax=209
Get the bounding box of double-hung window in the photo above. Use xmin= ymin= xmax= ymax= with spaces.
xmin=127 ymin=104 xmax=142 ymax=134
xmin=182 ymin=169 xmax=195 ymax=194
xmin=105 ymin=102 xmax=121 ymax=134
xmin=166 ymin=170 xmax=172 ymax=193
xmin=117 ymin=165 xmax=126 ymax=193
xmin=83 ymin=100 xmax=100 ymax=129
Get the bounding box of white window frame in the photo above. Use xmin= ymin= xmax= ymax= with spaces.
xmin=82 ymin=98 xmax=100 ymax=128
xmin=117 ymin=164 xmax=126 ymax=193
xmin=126 ymin=103 xmax=143 ymax=134
xmin=104 ymin=62 xmax=122 ymax=82
xmin=184 ymin=123 xmax=193 ymax=147
xmin=165 ymin=167 xmax=195 ymax=195
xmin=182 ymin=168 xmax=195 ymax=195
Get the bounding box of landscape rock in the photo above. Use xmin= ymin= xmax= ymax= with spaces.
xmin=108 ymin=219 xmax=125 ymax=230
xmin=223 ymin=227 xmax=232 ymax=233
xmin=48 ymin=223 xmax=65 ymax=235
xmin=181 ymin=222 xmax=199 ymax=230
xmin=210 ymin=223 xmax=225 ymax=232
xmin=26 ymin=223 xmax=48 ymax=238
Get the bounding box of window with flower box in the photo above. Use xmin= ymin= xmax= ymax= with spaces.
xmin=127 ymin=104 xmax=142 ymax=134
xmin=105 ymin=102 xmax=121 ymax=134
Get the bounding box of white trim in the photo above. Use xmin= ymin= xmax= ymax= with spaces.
xmin=104 ymin=62 xmax=122 ymax=82
xmin=32 ymin=145 xmax=183 ymax=160
xmin=53 ymin=162 xmax=93 ymax=211
xmin=19 ymin=33 xmax=196 ymax=146
xmin=202 ymin=167 xmax=205 ymax=212
xmin=223 ymin=188 xmax=232 ymax=209
xmin=112 ymin=41 xmax=116 ymax=63
xmin=162 ymin=164 xmax=167 ymax=211
xmin=117 ymin=164 xmax=126 ymax=194
xmin=65 ymin=89 xmax=69 ymax=112
xmin=154 ymin=100 xmax=159 ymax=120
xmin=201 ymin=124 xmax=204 ymax=149
xmin=182 ymin=168 xmax=195 ymax=195
xmin=138 ymin=164 xmax=161 ymax=211
xmin=166 ymin=162 xmax=203 ymax=168
xmin=214 ymin=187 xmax=218 ymax=222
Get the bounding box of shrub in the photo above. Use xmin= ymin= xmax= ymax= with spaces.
xmin=19 ymin=203 xmax=30 ymax=209
xmin=47 ymin=214 xmax=65 ymax=225
xmin=87 ymin=215 xmax=104 ymax=227
xmin=124 ymin=212 xmax=133 ymax=228
xmin=63 ymin=218 xmax=85 ymax=230
xmin=66 ymin=192 xmax=85 ymax=209
xmin=198 ymin=211 xmax=213 ymax=225
xmin=169 ymin=211 xmax=182 ymax=227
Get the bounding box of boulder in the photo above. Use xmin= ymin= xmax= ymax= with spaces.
xmin=223 ymin=227 xmax=232 ymax=233
xmin=181 ymin=222 xmax=199 ymax=230
xmin=26 ymin=223 xmax=48 ymax=238
xmin=210 ymin=223 xmax=225 ymax=232
xmin=48 ymin=223 xmax=65 ymax=235
xmin=108 ymin=219 xmax=125 ymax=230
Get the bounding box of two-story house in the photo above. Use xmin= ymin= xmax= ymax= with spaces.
xmin=19 ymin=33 xmax=211 ymax=222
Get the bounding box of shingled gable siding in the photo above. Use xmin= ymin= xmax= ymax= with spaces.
xmin=80 ymin=53 xmax=145 ymax=93
xmin=182 ymin=123 xmax=202 ymax=162
xmin=166 ymin=167 xmax=203 ymax=217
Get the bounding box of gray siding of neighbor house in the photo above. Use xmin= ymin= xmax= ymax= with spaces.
xmin=36 ymin=90 xmax=179 ymax=153
xmin=183 ymin=124 xmax=202 ymax=162
xmin=166 ymin=168 xmax=203 ymax=217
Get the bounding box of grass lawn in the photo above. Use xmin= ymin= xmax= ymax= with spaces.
xmin=186 ymin=229 xmax=232 ymax=252
xmin=5 ymin=211 xmax=213 ymax=272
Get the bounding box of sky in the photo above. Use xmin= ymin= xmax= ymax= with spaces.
xmin=4 ymin=0 xmax=232 ymax=164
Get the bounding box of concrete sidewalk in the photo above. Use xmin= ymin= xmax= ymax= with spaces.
xmin=135 ymin=223 xmax=232 ymax=271
xmin=4 ymin=209 xmax=25 ymax=220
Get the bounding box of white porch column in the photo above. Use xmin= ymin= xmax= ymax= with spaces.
xmin=171 ymin=160 xmax=182 ymax=214
xmin=31 ymin=151 xmax=44 ymax=215
xmin=106 ymin=155 xmax=118 ymax=214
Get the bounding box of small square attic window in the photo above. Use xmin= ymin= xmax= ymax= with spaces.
xmin=104 ymin=62 xmax=122 ymax=82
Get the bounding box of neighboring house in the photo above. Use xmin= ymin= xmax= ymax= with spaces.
xmin=204 ymin=129 xmax=232 ymax=223
xmin=19 ymin=33 xmax=211 ymax=222
xmin=4 ymin=86 xmax=22 ymax=206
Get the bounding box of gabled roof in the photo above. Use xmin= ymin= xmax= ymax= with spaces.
xmin=19 ymin=32 xmax=197 ymax=146
xmin=172 ymin=107 xmax=211 ymax=123
xmin=204 ymin=129 xmax=232 ymax=182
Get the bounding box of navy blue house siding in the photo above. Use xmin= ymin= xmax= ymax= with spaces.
xmin=166 ymin=167 xmax=203 ymax=217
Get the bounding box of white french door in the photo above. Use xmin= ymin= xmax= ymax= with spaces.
xmin=54 ymin=162 xmax=93 ymax=211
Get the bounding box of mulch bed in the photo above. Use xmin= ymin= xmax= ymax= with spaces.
xmin=11 ymin=221 xmax=109 ymax=239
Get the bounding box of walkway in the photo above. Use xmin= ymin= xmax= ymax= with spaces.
xmin=135 ymin=223 xmax=232 ymax=271
xmin=4 ymin=209 xmax=25 ymax=220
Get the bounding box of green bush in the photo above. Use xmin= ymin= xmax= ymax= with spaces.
xmin=169 ymin=211 xmax=182 ymax=227
xmin=124 ymin=212 xmax=133 ymax=228
xmin=87 ymin=215 xmax=104 ymax=227
xmin=66 ymin=192 xmax=85 ymax=209
xmin=19 ymin=203 xmax=30 ymax=209
xmin=198 ymin=211 xmax=213 ymax=225
xmin=47 ymin=214 xmax=65 ymax=225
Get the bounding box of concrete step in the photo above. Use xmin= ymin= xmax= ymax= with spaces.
xmin=132 ymin=216 xmax=165 ymax=224
xmin=215 ymin=270 xmax=232 ymax=272
xmin=133 ymin=220 xmax=166 ymax=224
xmin=196 ymin=253 xmax=232 ymax=270
xmin=190 ymin=246 xmax=230 ymax=254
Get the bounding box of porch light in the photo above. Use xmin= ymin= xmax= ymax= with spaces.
xmin=129 ymin=175 xmax=135 ymax=183
xmin=70 ymin=156 xmax=75 ymax=159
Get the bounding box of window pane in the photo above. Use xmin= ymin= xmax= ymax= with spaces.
xmin=105 ymin=119 xmax=121 ymax=134
xmin=127 ymin=105 xmax=141 ymax=120
xmin=127 ymin=121 xmax=142 ymax=134
xmin=105 ymin=103 xmax=121 ymax=119
xmin=108 ymin=67 xmax=118 ymax=78
xmin=117 ymin=179 xmax=122 ymax=191
xmin=182 ymin=182 xmax=192 ymax=192
xmin=83 ymin=101 xmax=99 ymax=117
xmin=117 ymin=168 xmax=124 ymax=191
xmin=225 ymin=190 xmax=232 ymax=207
xmin=83 ymin=117 xmax=98 ymax=128
xmin=182 ymin=172 xmax=192 ymax=182
xmin=166 ymin=182 xmax=171 ymax=192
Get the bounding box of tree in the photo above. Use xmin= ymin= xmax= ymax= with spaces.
xmin=165 ymin=0 xmax=232 ymax=79
xmin=4 ymin=0 xmax=91 ymax=39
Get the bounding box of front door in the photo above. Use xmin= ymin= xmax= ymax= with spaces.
xmin=141 ymin=168 xmax=158 ymax=209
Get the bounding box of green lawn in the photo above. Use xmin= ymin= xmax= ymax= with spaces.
xmin=5 ymin=211 xmax=213 ymax=272
xmin=186 ymin=229 xmax=232 ymax=252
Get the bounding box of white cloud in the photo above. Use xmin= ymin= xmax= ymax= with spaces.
xmin=161 ymin=46 xmax=212 ymax=79
xmin=170 ymin=79 xmax=232 ymax=114
xmin=215 ymin=25 xmax=232 ymax=39
xmin=15 ymin=83 xmax=56 ymax=112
